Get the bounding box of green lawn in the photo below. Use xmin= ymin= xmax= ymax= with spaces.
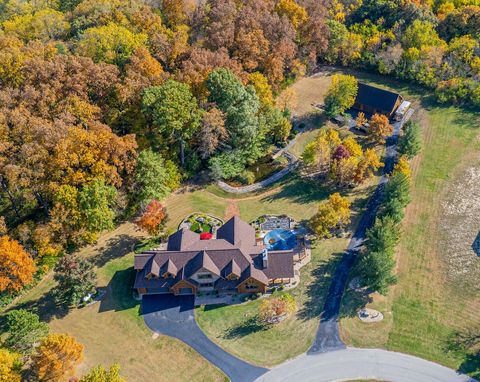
xmin=196 ymin=238 xmax=348 ymax=367
xmin=335 ymin=71 xmax=480 ymax=376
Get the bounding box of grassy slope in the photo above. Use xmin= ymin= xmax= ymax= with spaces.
xmin=337 ymin=71 xmax=480 ymax=373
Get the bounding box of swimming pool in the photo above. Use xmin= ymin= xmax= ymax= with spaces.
xmin=263 ymin=229 xmax=296 ymax=251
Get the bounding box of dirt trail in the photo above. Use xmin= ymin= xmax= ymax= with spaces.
xmin=224 ymin=200 xmax=240 ymax=220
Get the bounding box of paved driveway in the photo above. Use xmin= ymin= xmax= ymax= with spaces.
xmin=258 ymin=348 xmax=477 ymax=382
xmin=142 ymin=294 xmax=268 ymax=382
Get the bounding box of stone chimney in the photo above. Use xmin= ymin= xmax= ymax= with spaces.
xmin=262 ymin=249 xmax=268 ymax=269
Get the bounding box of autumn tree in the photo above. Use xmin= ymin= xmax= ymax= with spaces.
xmin=258 ymin=293 xmax=296 ymax=324
xmin=195 ymin=107 xmax=228 ymax=160
xmin=177 ymin=47 xmax=245 ymax=99
xmin=76 ymin=22 xmax=148 ymax=66
xmin=324 ymin=74 xmax=358 ymax=117
xmin=0 ymin=348 xmax=22 ymax=382
xmin=142 ymin=80 xmax=202 ymax=166
xmin=355 ymin=148 xmax=383 ymax=182
xmin=0 ymin=236 xmax=36 ymax=293
xmin=248 ymin=72 xmax=273 ymax=106
xmin=53 ymin=255 xmax=97 ymax=307
xmin=355 ymin=112 xmax=367 ymax=129
xmin=134 ymin=149 xmax=181 ymax=206
xmin=32 ymin=334 xmax=84 ymax=382
xmin=368 ymin=114 xmax=393 ymax=144
xmin=5 ymin=309 xmax=49 ymax=355
xmin=275 ymin=0 xmax=308 ymax=30
xmin=2 ymin=9 xmax=70 ymax=42
xmin=135 ymin=200 xmax=167 ymax=236
xmin=393 ymin=155 xmax=411 ymax=182
xmin=310 ymin=192 xmax=351 ymax=238
xmin=80 ymin=363 xmax=126 ymax=382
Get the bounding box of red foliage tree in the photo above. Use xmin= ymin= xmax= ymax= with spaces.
xmin=332 ymin=144 xmax=351 ymax=161
xmin=135 ymin=200 xmax=167 ymax=235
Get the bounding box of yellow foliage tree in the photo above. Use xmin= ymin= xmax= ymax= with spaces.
xmin=0 ymin=236 xmax=36 ymax=293
xmin=275 ymin=0 xmax=308 ymax=29
xmin=355 ymin=148 xmax=383 ymax=183
xmin=368 ymin=113 xmax=393 ymax=144
xmin=393 ymin=155 xmax=411 ymax=182
xmin=248 ymin=72 xmax=273 ymax=106
xmin=0 ymin=348 xmax=22 ymax=382
xmin=342 ymin=136 xmax=363 ymax=157
xmin=355 ymin=111 xmax=367 ymax=129
xmin=3 ymin=8 xmax=70 ymax=42
xmin=310 ymin=192 xmax=351 ymax=238
xmin=276 ymin=87 xmax=297 ymax=112
xmin=331 ymin=156 xmax=359 ymax=186
xmin=80 ymin=363 xmax=126 ymax=382
xmin=33 ymin=334 xmax=84 ymax=382
xmin=258 ymin=293 xmax=296 ymax=324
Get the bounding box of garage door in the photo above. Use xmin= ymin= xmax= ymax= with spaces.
xmin=178 ymin=287 xmax=193 ymax=295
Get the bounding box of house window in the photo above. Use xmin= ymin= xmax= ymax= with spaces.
xmin=245 ymin=282 xmax=258 ymax=290
xmin=199 ymin=282 xmax=214 ymax=288
xmin=198 ymin=274 xmax=212 ymax=279
xmin=227 ymin=274 xmax=239 ymax=280
xmin=163 ymin=272 xmax=174 ymax=278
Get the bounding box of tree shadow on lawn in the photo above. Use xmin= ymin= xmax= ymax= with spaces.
xmin=5 ymin=292 xmax=69 ymax=323
xmin=93 ymin=234 xmax=140 ymax=268
xmin=98 ymin=267 xmax=140 ymax=314
xmin=297 ymin=251 xmax=346 ymax=321
xmin=222 ymin=316 xmax=268 ymax=340
xmin=263 ymin=174 xmax=331 ymax=206
xmin=445 ymin=329 xmax=480 ymax=379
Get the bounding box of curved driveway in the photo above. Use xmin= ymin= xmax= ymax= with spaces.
xmin=142 ymin=294 xmax=267 ymax=382
xmin=257 ymin=348 xmax=477 ymax=382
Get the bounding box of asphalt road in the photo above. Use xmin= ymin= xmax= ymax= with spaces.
xmin=258 ymin=348 xmax=477 ymax=382
xmin=141 ymin=294 xmax=268 ymax=382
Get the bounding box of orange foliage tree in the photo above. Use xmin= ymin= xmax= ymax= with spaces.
xmin=135 ymin=200 xmax=167 ymax=235
xmin=0 ymin=236 xmax=36 ymax=293
xmin=368 ymin=114 xmax=393 ymax=144
xmin=32 ymin=333 xmax=84 ymax=381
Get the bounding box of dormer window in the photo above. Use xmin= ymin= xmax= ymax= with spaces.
xmin=227 ymin=274 xmax=239 ymax=280
xmin=163 ymin=272 xmax=174 ymax=278
xmin=198 ymin=273 xmax=213 ymax=279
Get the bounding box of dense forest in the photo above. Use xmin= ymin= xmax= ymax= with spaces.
xmin=0 ymin=0 xmax=479 ymax=299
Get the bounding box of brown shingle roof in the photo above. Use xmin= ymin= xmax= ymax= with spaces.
xmin=167 ymin=228 xmax=200 ymax=251
xmin=134 ymin=216 xmax=295 ymax=291
xmin=217 ymin=215 xmax=256 ymax=248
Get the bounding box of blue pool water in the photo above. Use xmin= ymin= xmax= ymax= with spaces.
xmin=263 ymin=229 xmax=296 ymax=251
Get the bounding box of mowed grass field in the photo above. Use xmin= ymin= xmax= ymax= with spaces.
xmin=3 ymin=224 xmax=227 ymax=382
xmin=317 ymin=70 xmax=480 ymax=375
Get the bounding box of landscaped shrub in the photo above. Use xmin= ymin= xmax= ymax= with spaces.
xmin=258 ymin=293 xmax=296 ymax=324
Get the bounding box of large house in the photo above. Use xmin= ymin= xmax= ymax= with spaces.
xmin=353 ymin=83 xmax=403 ymax=118
xmin=134 ymin=216 xmax=295 ymax=297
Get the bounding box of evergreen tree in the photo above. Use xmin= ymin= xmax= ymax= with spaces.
xmin=398 ymin=122 xmax=421 ymax=159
